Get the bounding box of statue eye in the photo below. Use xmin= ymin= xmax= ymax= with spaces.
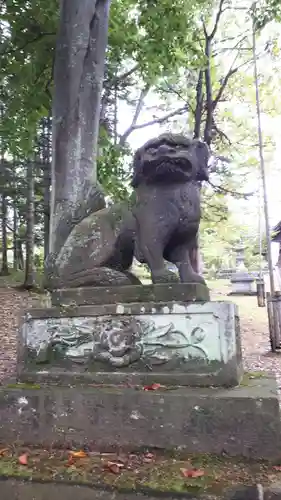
xmin=146 ymin=148 xmax=157 ymax=154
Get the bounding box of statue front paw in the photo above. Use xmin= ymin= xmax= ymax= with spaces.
xmin=152 ymin=268 xmax=180 ymax=284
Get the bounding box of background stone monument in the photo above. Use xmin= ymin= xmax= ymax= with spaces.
xmin=230 ymin=244 xmax=256 ymax=295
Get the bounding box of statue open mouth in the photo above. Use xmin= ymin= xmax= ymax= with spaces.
xmin=141 ymin=158 xmax=193 ymax=184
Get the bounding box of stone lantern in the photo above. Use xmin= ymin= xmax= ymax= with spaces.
xmin=229 ymin=244 xmax=256 ymax=295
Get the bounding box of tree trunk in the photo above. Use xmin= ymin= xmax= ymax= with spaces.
xmin=17 ymin=239 xmax=24 ymax=271
xmin=43 ymin=115 xmax=52 ymax=262
xmin=50 ymin=0 xmax=111 ymax=255
xmin=24 ymin=162 xmax=35 ymax=288
xmin=203 ymin=36 xmax=213 ymax=146
xmin=193 ymin=70 xmax=204 ymax=139
xmin=13 ymin=204 xmax=18 ymax=271
xmin=12 ymin=158 xmax=18 ymax=271
xmin=0 ymin=111 xmax=9 ymax=275
xmin=1 ymin=193 xmax=9 ymax=275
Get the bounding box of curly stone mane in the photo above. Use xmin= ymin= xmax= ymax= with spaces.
xmin=131 ymin=133 xmax=209 ymax=188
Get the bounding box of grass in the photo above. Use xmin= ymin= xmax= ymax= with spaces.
xmin=0 ymin=269 xmax=44 ymax=289
xmin=0 ymin=447 xmax=280 ymax=494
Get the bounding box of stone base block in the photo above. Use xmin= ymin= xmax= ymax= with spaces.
xmin=2 ymin=480 xmax=279 ymax=500
xmin=51 ymin=283 xmax=210 ymax=307
xmin=18 ymin=301 xmax=243 ymax=387
xmin=0 ymin=377 xmax=280 ymax=460
xmin=230 ymin=274 xmax=256 ymax=296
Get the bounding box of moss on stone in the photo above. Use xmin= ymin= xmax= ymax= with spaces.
xmin=5 ymin=382 xmax=41 ymax=390
xmin=0 ymin=448 xmax=276 ymax=495
xmin=240 ymin=371 xmax=267 ymax=386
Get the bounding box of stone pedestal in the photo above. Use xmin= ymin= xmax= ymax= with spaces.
xmin=18 ymin=298 xmax=242 ymax=387
xmin=51 ymin=282 xmax=210 ymax=307
xmin=8 ymin=283 xmax=281 ymax=459
xmin=230 ymin=274 xmax=256 ymax=295
xmin=0 ymin=377 xmax=280 ymax=460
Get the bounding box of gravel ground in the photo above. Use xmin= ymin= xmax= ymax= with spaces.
xmin=0 ymin=285 xmax=280 ymax=388
xmin=0 ymin=288 xmax=31 ymax=382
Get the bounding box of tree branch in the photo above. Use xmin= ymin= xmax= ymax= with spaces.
xmin=209 ymin=0 xmax=228 ymax=40
xmin=104 ymin=64 xmax=140 ymax=88
xmin=212 ymin=68 xmax=238 ymax=110
xmin=119 ymin=105 xmax=189 ymax=146
xmin=0 ymin=32 xmax=55 ymax=56
xmin=212 ymin=39 xmax=254 ymax=111
xmin=212 ymin=120 xmax=232 ymax=145
xmin=116 ymin=65 xmax=140 ymax=83
xmin=118 ymin=84 xmax=150 ymax=146
xmin=208 ymin=180 xmax=256 ymax=198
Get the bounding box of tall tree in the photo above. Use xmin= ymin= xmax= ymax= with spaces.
xmin=50 ymin=0 xmax=111 ymax=255
xmin=0 ymin=126 xmax=9 ymax=275
xmin=23 ymin=162 xmax=35 ymax=289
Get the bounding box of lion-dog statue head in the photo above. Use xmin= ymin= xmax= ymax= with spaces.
xmin=131 ymin=133 xmax=209 ymax=188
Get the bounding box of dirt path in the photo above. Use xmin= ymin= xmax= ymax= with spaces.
xmin=0 ymin=288 xmax=30 ymax=382
xmin=0 ymin=284 xmax=280 ymax=387
xmin=211 ymin=283 xmax=281 ymax=392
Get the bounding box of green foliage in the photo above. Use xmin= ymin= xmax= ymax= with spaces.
xmin=253 ymin=0 xmax=281 ymax=30
xmin=1 ymin=0 xmax=210 ymax=151
xmin=97 ymin=127 xmax=132 ymax=201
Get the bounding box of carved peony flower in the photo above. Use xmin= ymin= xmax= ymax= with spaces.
xmin=94 ymin=322 xmax=143 ymax=367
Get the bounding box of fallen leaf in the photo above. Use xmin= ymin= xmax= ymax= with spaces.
xmin=143 ymin=452 xmax=155 ymax=463
xmin=18 ymin=453 xmax=28 ymax=466
xmin=143 ymin=383 xmax=162 ymax=391
xmin=69 ymin=450 xmax=87 ymax=459
xmin=273 ymin=465 xmax=281 ymax=471
xmin=106 ymin=461 xmax=125 ymax=474
xmin=66 ymin=456 xmax=74 ymax=466
xmin=0 ymin=448 xmax=9 ymax=456
xmin=180 ymin=468 xmax=204 ymax=478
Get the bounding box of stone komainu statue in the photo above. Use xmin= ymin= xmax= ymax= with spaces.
xmin=45 ymin=134 xmax=210 ymax=289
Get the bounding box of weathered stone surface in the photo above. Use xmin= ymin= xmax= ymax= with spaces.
xmin=265 ymin=484 xmax=281 ymax=500
xmin=51 ymin=283 xmax=210 ymax=306
xmin=0 ymin=377 xmax=280 ymax=459
xmin=18 ymin=301 xmax=242 ymax=387
xmin=0 ymin=479 xmax=273 ymax=500
xmin=0 ymin=479 xmax=256 ymax=500
xmin=45 ymin=203 xmax=141 ymax=289
xmin=0 ymin=481 xmax=203 ymax=500
xmin=229 ymin=273 xmax=256 ymax=296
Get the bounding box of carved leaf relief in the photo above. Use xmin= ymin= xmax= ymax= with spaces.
xmin=30 ymin=314 xmax=209 ymax=368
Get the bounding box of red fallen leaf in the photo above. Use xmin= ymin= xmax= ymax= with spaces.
xmin=273 ymin=465 xmax=281 ymax=471
xmin=143 ymin=383 xmax=162 ymax=391
xmin=0 ymin=448 xmax=9 ymax=456
xmin=106 ymin=461 xmax=125 ymax=474
xmin=143 ymin=452 xmax=155 ymax=463
xmin=18 ymin=453 xmax=28 ymax=466
xmin=180 ymin=468 xmax=205 ymax=478
xmin=69 ymin=450 xmax=87 ymax=459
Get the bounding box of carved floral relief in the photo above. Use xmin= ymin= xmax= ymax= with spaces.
xmin=27 ymin=315 xmax=210 ymax=368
